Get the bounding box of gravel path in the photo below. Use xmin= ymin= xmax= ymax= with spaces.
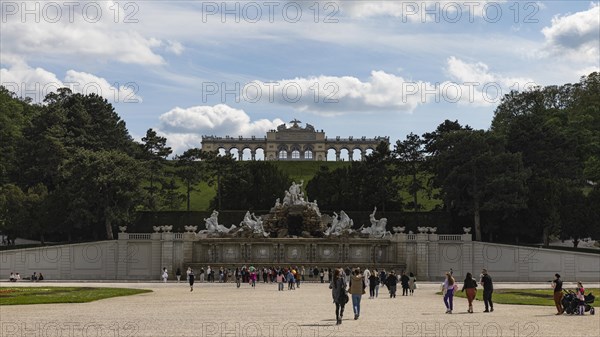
xmin=1 ymin=281 xmax=598 ymax=337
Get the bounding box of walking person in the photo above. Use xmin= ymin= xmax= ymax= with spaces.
xmin=235 ymin=267 xmax=241 ymax=288
xmin=408 ymin=272 xmax=416 ymax=295
xmin=277 ymin=271 xmax=285 ymax=291
xmin=400 ymin=271 xmax=410 ymax=296
xmin=442 ymin=272 xmax=457 ymax=314
xmin=319 ymin=268 xmax=325 ymax=283
xmin=188 ymin=268 xmax=195 ymax=292
xmin=176 ymin=268 xmax=181 ymax=283
xmin=481 ymin=269 xmax=494 ymax=312
xmin=551 ymin=273 xmax=563 ymax=315
xmin=186 ymin=267 xmax=192 ymax=282
xmin=161 ymin=267 xmax=168 ymax=283
xmin=330 ymin=268 xmax=348 ymax=325
xmin=349 ymin=268 xmax=365 ymax=320
xmin=461 ymin=272 xmax=478 ymax=313
xmin=385 ymin=271 xmax=398 ymax=298
xmin=368 ymin=272 xmax=379 ymax=299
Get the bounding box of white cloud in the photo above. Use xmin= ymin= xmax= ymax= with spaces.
xmin=443 ymin=57 xmax=536 ymax=106
xmin=541 ymin=4 xmax=600 ymax=62
xmin=157 ymin=104 xmax=285 ymax=154
xmin=0 ymin=1 xmax=182 ymax=66
xmin=239 ymin=60 xmax=535 ymax=114
xmin=165 ymin=40 xmax=184 ymax=55
xmin=242 ymin=72 xmax=424 ymax=115
xmin=0 ymin=61 xmax=142 ymax=103
xmin=337 ymin=0 xmax=506 ymax=21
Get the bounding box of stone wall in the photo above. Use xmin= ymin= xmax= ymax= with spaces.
xmin=1 ymin=232 xmax=598 ymax=282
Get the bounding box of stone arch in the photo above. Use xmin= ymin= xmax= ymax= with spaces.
xmin=327 ymin=148 xmax=338 ymax=161
xmin=277 ymin=144 xmax=289 ymax=160
xmin=303 ymin=145 xmax=314 ymax=160
xmin=255 ymin=148 xmax=265 ymax=161
xmin=339 ymin=148 xmax=350 ymax=161
xmin=352 ymin=148 xmax=363 ymax=161
xmin=290 ymin=144 xmax=301 ymax=160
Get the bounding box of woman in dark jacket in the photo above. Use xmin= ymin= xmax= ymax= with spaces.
xmin=385 ymin=271 xmax=398 ymax=298
xmin=461 ymin=272 xmax=477 ymax=313
xmin=368 ymin=273 xmax=379 ymax=299
xmin=400 ymin=271 xmax=410 ymax=296
xmin=330 ymin=268 xmax=347 ymax=325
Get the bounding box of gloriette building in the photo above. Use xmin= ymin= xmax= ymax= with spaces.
xmin=201 ymin=119 xmax=389 ymax=161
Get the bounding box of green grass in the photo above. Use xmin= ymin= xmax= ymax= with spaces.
xmin=438 ymin=288 xmax=599 ymax=306
xmin=0 ymin=287 xmax=152 ymax=305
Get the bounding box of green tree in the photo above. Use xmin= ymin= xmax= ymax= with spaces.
xmin=212 ymin=161 xmax=291 ymax=210
xmin=430 ymin=130 xmax=529 ymax=241
xmin=175 ymin=148 xmax=205 ymax=211
xmin=61 ymin=149 xmax=146 ymax=240
xmin=140 ymin=129 xmax=172 ymax=210
xmin=394 ymin=133 xmax=426 ymax=212
xmin=203 ymin=151 xmax=237 ymax=211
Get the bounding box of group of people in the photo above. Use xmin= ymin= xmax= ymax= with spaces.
xmin=552 ymin=273 xmax=589 ymax=315
xmin=441 ymin=268 xmax=494 ymax=314
xmin=8 ymin=272 xmax=44 ymax=282
xmin=329 ymin=267 xmax=418 ymax=325
xmin=363 ymin=269 xmax=417 ymax=299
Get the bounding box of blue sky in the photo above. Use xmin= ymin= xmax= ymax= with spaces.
xmin=1 ymin=1 xmax=599 ymax=157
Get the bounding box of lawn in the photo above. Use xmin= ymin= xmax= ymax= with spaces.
xmin=0 ymin=287 xmax=151 ymax=305
xmin=439 ymin=288 xmax=599 ymax=306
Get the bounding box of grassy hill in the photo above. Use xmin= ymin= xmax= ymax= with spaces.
xmin=170 ymin=161 xmax=442 ymax=211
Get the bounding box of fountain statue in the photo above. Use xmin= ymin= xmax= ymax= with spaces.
xmin=201 ymin=210 xmax=236 ymax=234
xmin=324 ymin=211 xmax=354 ymax=236
xmin=359 ymin=207 xmax=391 ymax=238
xmin=239 ymin=211 xmax=269 ymax=237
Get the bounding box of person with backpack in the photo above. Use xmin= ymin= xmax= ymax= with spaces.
xmin=442 ymin=272 xmax=457 ymax=314
xmin=330 ymin=268 xmax=348 ymax=325
xmin=349 ymin=268 xmax=366 ymax=320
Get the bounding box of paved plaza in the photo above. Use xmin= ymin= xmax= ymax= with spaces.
xmin=1 ymin=281 xmax=599 ymax=337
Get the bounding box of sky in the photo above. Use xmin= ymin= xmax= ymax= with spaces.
xmin=1 ymin=1 xmax=599 ymax=158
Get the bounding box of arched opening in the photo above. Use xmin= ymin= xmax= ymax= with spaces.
xmin=241 ymin=148 xmax=252 ymax=161
xmin=218 ymin=148 xmax=227 ymax=156
xmin=327 ymin=148 xmax=337 ymax=161
xmin=353 ymin=149 xmax=362 ymax=161
xmin=255 ymin=148 xmax=265 ymax=161
xmin=364 ymin=148 xmax=374 ymax=158
xmin=304 ymin=150 xmax=313 ymax=160
xmin=278 ymin=150 xmax=288 ymax=160
xmin=230 ymin=148 xmax=240 ymax=161
xmin=339 ymin=148 xmax=350 ymax=161
xmin=291 ymin=150 xmax=300 ymax=160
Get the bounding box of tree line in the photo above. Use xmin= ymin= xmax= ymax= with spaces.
xmin=1 ymin=73 xmax=598 ymax=246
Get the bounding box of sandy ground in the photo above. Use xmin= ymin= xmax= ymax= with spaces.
xmin=1 ymin=281 xmax=599 ymax=337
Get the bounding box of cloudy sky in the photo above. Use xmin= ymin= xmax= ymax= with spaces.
xmin=1 ymin=1 xmax=599 ymax=156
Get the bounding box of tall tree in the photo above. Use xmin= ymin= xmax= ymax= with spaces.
xmin=394 ymin=133 xmax=426 ymax=212
xmin=140 ymin=129 xmax=172 ymax=210
xmin=61 ymin=149 xmax=146 ymax=240
xmin=175 ymin=148 xmax=205 ymax=211
xmin=430 ymin=130 xmax=529 ymax=241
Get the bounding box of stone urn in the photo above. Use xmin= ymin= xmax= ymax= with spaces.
xmin=118 ymin=226 xmax=127 ymax=233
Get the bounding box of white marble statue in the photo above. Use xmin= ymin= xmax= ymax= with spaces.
xmin=360 ymin=207 xmax=391 ymax=238
xmin=283 ymin=180 xmax=306 ymax=206
xmin=325 ymin=210 xmax=355 ymax=236
xmin=203 ymin=210 xmax=235 ymax=234
xmin=239 ymin=211 xmax=268 ymax=237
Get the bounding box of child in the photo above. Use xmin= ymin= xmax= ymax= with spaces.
xmin=576 ymin=281 xmax=585 ymax=315
xmin=276 ymin=271 xmax=285 ymax=291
